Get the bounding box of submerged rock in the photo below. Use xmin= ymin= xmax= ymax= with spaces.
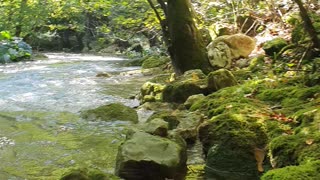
xmin=60 ymin=168 xmax=119 ymax=180
xmin=115 ymin=131 xmax=187 ymax=180
xmin=81 ymin=103 xmax=138 ymax=123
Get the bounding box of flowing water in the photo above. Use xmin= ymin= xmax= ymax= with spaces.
xmin=0 ymin=53 xmax=147 ymax=179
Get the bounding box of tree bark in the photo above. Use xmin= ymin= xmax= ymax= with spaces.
xmin=293 ymin=0 xmax=320 ymax=49
xmin=167 ymin=0 xmax=213 ymax=75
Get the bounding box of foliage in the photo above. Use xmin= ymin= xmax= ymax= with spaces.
xmin=0 ymin=31 xmax=32 ymax=63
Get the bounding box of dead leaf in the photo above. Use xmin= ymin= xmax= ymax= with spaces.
xmin=305 ymin=139 xmax=314 ymax=145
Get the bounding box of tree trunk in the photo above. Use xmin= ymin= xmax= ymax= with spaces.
xmin=293 ymin=0 xmax=320 ymax=49
xmin=15 ymin=0 xmax=28 ymax=37
xmin=166 ymin=0 xmax=213 ymax=75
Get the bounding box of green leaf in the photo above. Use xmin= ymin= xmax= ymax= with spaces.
xmin=0 ymin=31 xmax=12 ymax=41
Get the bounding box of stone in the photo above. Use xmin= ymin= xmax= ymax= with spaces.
xmin=115 ymin=131 xmax=187 ymax=180
xmin=140 ymin=81 xmax=165 ymax=103
xmin=262 ymin=38 xmax=288 ymax=56
xmin=207 ymin=34 xmax=256 ymax=68
xmin=184 ymin=94 xmax=206 ymax=109
xmin=162 ymin=69 xmax=207 ymax=103
xmin=198 ymin=113 xmax=268 ymax=180
xmin=207 ymin=69 xmax=238 ymax=92
xmin=81 ymin=103 xmax=138 ymax=123
xmin=96 ymin=72 xmax=112 ymax=78
xmin=141 ymin=56 xmax=170 ymax=69
xmin=142 ymin=118 xmax=169 ymax=137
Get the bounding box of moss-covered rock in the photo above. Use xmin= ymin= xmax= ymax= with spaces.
xmin=184 ymin=94 xmax=206 ymax=109
xmin=207 ymin=69 xmax=238 ymax=92
xmin=199 ymin=113 xmax=268 ymax=179
xmin=268 ymin=109 xmax=320 ymax=168
xmin=81 ymin=103 xmax=138 ymax=123
xmin=162 ymin=82 xmax=203 ymax=103
xmin=261 ymin=160 xmax=320 ymax=180
xmin=185 ymin=164 xmax=205 ymax=180
xmin=249 ymin=55 xmax=265 ymax=72
xmin=173 ymin=110 xmax=205 ymax=144
xmin=147 ymin=110 xmax=180 ymax=130
xmin=140 ymin=81 xmax=166 ymax=103
xmin=141 ymin=118 xmax=169 ymax=137
xmin=141 ymin=56 xmax=170 ymax=69
xmin=262 ymin=38 xmax=288 ymax=56
xmin=115 ymin=131 xmax=187 ymax=180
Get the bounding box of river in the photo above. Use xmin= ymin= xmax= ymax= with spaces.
xmin=0 ymin=53 xmax=146 ymax=179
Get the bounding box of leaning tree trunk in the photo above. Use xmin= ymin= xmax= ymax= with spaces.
xmin=293 ymin=0 xmax=320 ymax=49
xmin=167 ymin=0 xmax=213 ymax=75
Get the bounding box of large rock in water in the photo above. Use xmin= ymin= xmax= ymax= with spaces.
xmin=115 ymin=131 xmax=187 ymax=180
xmin=199 ymin=113 xmax=268 ymax=180
xmin=81 ymin=103 xmax=138 ymax=123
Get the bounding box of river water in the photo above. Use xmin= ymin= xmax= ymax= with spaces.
xmin=0 ymin=53 xmax=146 ymax=179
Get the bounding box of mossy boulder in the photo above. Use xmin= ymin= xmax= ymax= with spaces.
xmin=162 ymin=82 xmax=203 ymax=103
xmin=268 ymin=109 xmax=320 ymax=168
xmin=184 ymin=94 xmax=206 ymax=109
xmin=261 ymin=160 xmax=320 ymax=180
xmin=141 ymin=69 xmax=207 ymax=104
xmin=207 ymin=69 xmax=238 ymax=92
xmin=141 ymin=118 xmax=169 ymax=137
xmin=140 ymin=81 xmax=166 ymax=103
xmin=147 ymin=110 xmax=180 ymax=130
xmin=115 ymin=131 xmax=187 ymax=180
xmin=199 ymin=113 xmax=268 ymax=179
xmin=262 ymin=38 xmax=288 ymax=56
xmin=141 ymin=56 xmax=170 ymax=69
xmin=269 ymin=133 xmax=320 ymax=168
xmin=81 ymin=103 xmax=138 ymax=123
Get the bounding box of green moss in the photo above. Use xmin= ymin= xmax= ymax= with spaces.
xmin=147 ymin=111 xmax=180 ymax=130
xmin=186 ymin=164 xmax=204 ymax=180
xmin=199 ymin=114 xmax=267 ymax=180
xmin=257 ymin=85 xmax=320 ymax=103
xmin=263 ymin=38 xmax=288 ymax=56
xmin=141 ymin=56 xmax=169 ymax=69
xmin=261 ymin=160 xmax=320 ymax=180
xmin=265 ymin=121 xmax=292 ymax=139
xmin=199 ymin=113 xmax=268 ymax=155
xmin=81 ymin=103 xmax=138 ymax=123
xmin=124 ymin=58 xmax=144 ymax=66
xmin=0 ymin=111 xmax=123 ymax=179
xmin=162 ymin=82 xmax=203 ymax=103
xmin=207 ymin=69 xmax=238 ymax=92
xmin=269 ymin=133 xmax=320 ymax=168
